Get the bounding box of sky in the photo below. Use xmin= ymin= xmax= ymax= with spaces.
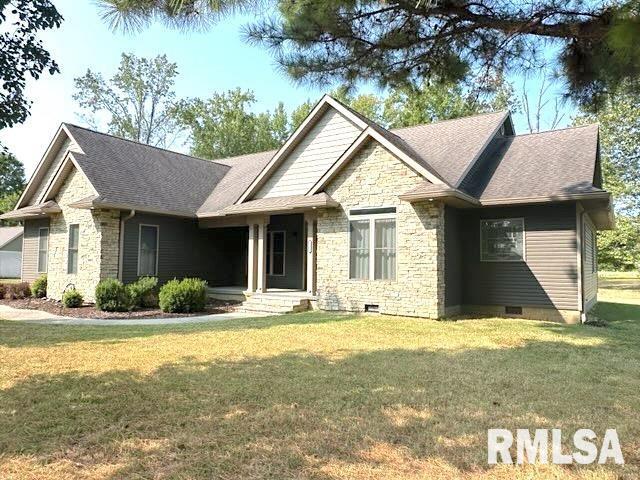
xmin=0 ymin=0 xmax=575 ymax=177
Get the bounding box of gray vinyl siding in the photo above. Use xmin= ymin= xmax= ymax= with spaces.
xmin=582 ymin=214 xmax=598 ymax=310
xmin=444 ymin=206 xmax=462 ymax=307
xmin=267 ymin=214 xmax=304 ymax=289
xmin=255 ymin=109 xmax=362 ymax=198
xmin=121 ymin=213 xmax=247 ymax=287
xmin=459 ymin=203 xmax=579 ymax=310
xmin=22 ymin=218 xmax=50 ymax=283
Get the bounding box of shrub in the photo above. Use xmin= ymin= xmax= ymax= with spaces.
xmin=0 ymin=283 xmax=7 ymax=299
xmin=62 ymin=288 xmax=84 ymax=308
xmin=6 ymin=282 xmax=31 ymax=300
xmin=128 ymin=276 xmax=159 ymax=308
xmin=31 ymin=274 xmax=47 ymax=298
xmin=159 ymin=278 xmax=207 ymax=313
xmin=95 ymin=278 xmax=131 ymax=312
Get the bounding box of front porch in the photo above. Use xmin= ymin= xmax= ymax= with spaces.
xmin=203 ymin=211 xmax=319 ymax=312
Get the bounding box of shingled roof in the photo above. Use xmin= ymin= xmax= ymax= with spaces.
xmin=64 ymin=124 xmax=230 ymax=216
xmin=2 ymin=96 xmax=607 ymax=222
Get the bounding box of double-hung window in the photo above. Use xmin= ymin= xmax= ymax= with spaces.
xmin=37 ymin=227 xmax=49 ymax=273
xmin=138 ymin=225 xmax=159 ymax=276
xmin=349 ymin=208 xmax=396 ymax=280
xmin=67 ymin=224 xmax=79 ymax=274
xmin=480 ymin=218 xmax=525 ymax=262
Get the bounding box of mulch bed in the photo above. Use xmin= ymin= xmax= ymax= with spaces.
xmin=0 ymin=297 xmax=240 ymax=319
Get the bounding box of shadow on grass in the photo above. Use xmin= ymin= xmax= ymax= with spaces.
xmin=0 ymin=341 xmax=637 ymax=478
xmin=0 ymin=312 xmax=354 ymax=348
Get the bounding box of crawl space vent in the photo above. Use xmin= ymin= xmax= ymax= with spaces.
xmin=364 ymin=304 xmax=379 ymax=313
xmin=505 ymin=306 xmax=523 ymax=315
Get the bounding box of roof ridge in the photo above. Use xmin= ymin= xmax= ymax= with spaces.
xmin=512 ymin=123 xmax=598 ymax=138
xmin=63 ymin=122 xmax=220 ymax=166
xmin=389 ymin=110 xmax=509 ymax=133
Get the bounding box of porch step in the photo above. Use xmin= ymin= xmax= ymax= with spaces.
xmin=237 ymin=292 xmax=313 ymax=314
xmin=206 ymin=287 xmax=247 ymax=302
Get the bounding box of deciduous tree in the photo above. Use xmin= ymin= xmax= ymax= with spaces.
xmin=74 ymin=53 xmax=181 ymax=147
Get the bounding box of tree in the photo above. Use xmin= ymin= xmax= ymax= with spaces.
xmin=0 ymin=151 xmax=25 ymax=197
xmin=175 ymin=89 xmax=289 ymax=159
xmin=98 ymin=0 xmax=640 ymax=109
xmin=0 ymin=0 xmax=62 ymax=132
xmin=74 ymin=53 xmax=181 ymax=147
xmin=0 ymin=151 xmax=25 ymax=223
xmin=574 ymin=81 xmax=640 ymax=270
xmin=292 ymin=75 xmax=518 ymax=132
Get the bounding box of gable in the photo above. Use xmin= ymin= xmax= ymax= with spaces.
xmin=254 ymin=107 xmax=363 ymax=199
xmin=20 ymin=127 xmax=82 ymax=208
xmin=55 ymin=165 xmax=95 ymax=207
xmin=324 ymin=138 xmax=428 ymax=205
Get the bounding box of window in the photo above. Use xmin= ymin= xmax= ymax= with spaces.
xmin=138 ymin=225 xmax=159 ymax=276
xmin=67 ymin=224 xmax=79 ymax=274
xmin=374 ymin=218 xmax=396 ymax=280
xmin=37 ymin=227 xmax=49 ymax=273
xmin=349 ymin=220 xmax=370 ymax=279
xmin=349 ymin=208 xmax=396 ymax=280
xmin=480 ymin=218 xmax=525 ymax=262
xmin=266 ymin=231 xmax=285 ymax=276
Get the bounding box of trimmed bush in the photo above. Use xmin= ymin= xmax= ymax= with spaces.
xmin=159 ymin=278 xmax=207 ymax=313
xmin=128 ymin=276 xmax=159 ymax=309
xmin=62 ymin=289 xmax=84 ymax=308
xmin=6 ymin=282 xmax=32 ymax=300
xmin=31 ymin=274 xmax=47 ymax=298
xmin=0 ymin=283 xmax=7 ymax=299
xmin=95 ymin=278 xmax=131 ymax=312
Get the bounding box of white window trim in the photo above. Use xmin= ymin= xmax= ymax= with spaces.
xmin=267 ymin=230 xmax=286 ymax=277
xmin=348 ymin=208 xmax=397 ymax=281
xmin=480 ymin=217 xmax=526 ymax=263
xmin=37 ymin=227 xmax=49 ymax=273
xmin=137 ymin=224 xmax=159 ymax=277
xmin=67 ymin=223 xmax=80 ymax=274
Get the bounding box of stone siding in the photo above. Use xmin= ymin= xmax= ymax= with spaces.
xmin=47 ymin=168 xmax=120 ymax=302
xmin=316 ymin=140 xmax=445 ymax=318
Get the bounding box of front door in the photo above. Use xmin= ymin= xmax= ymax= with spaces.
xmin=266 ymin=214 xmax=304 ymax=289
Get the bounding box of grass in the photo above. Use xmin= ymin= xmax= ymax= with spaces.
xmin=0 ymin=277 xmax=639 ymax=479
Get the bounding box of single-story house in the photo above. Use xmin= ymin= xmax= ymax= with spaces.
xmin=0 ymin=226 xmax=23 ymax=278
xmin=1 ymin=95 xmax=613 ymax=322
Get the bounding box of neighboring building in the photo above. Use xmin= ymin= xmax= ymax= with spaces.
xmin=0 ymin=226 xmax=23 ymax=278
xmin=1 ymin=95 xmax=613 ymax=322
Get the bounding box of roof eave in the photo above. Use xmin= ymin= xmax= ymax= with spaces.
xmin=398 ymin=188 xmax=480 ymax=207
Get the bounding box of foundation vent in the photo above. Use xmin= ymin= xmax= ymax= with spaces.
xmin=505 ymin=306 xmax=523 ymax=315
xmin=364 ymin=304 xmax=379 ymax=313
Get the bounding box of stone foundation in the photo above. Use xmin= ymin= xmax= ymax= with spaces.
xmin=460 ymin=305 xmax=582 ymax=324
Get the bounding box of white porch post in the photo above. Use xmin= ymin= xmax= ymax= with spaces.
xmin=246 ymin=223 xmax=256 ymax=293
xmin=305 ymin=213 xmax=316 ymax=295
xmin=257 ymin=220 xmax=267 ymax=293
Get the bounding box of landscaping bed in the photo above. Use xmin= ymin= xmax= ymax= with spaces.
xmin=0 ymin=297 xmax=239 ymax=319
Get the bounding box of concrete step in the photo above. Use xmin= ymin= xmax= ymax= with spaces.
xmin=238 ymin=294 xmax=311 ymax=314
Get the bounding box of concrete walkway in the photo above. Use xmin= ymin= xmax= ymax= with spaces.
xmin=0 ymin=304 xmax=270 ymax=326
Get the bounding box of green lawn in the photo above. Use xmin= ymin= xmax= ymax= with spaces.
xmin=0 ymin=277 xmax=639 ymax=479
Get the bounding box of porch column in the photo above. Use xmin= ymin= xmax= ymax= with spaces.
xmin=305 ymin=212 xmax=317 ymax=295
xmin=256 ymin=220 xmax=267 ymax=293
xmin=246 ymin=224 xmax=256 ymax=293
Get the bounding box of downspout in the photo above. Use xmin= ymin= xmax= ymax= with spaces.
xmin=577 ymin=205 xmax=586 ymax=323
xmin=118 ymin=210 xmax=136 ymax=281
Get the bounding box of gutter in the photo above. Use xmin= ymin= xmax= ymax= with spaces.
xmin=118 ymin=210 xmax=135 ymax=281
